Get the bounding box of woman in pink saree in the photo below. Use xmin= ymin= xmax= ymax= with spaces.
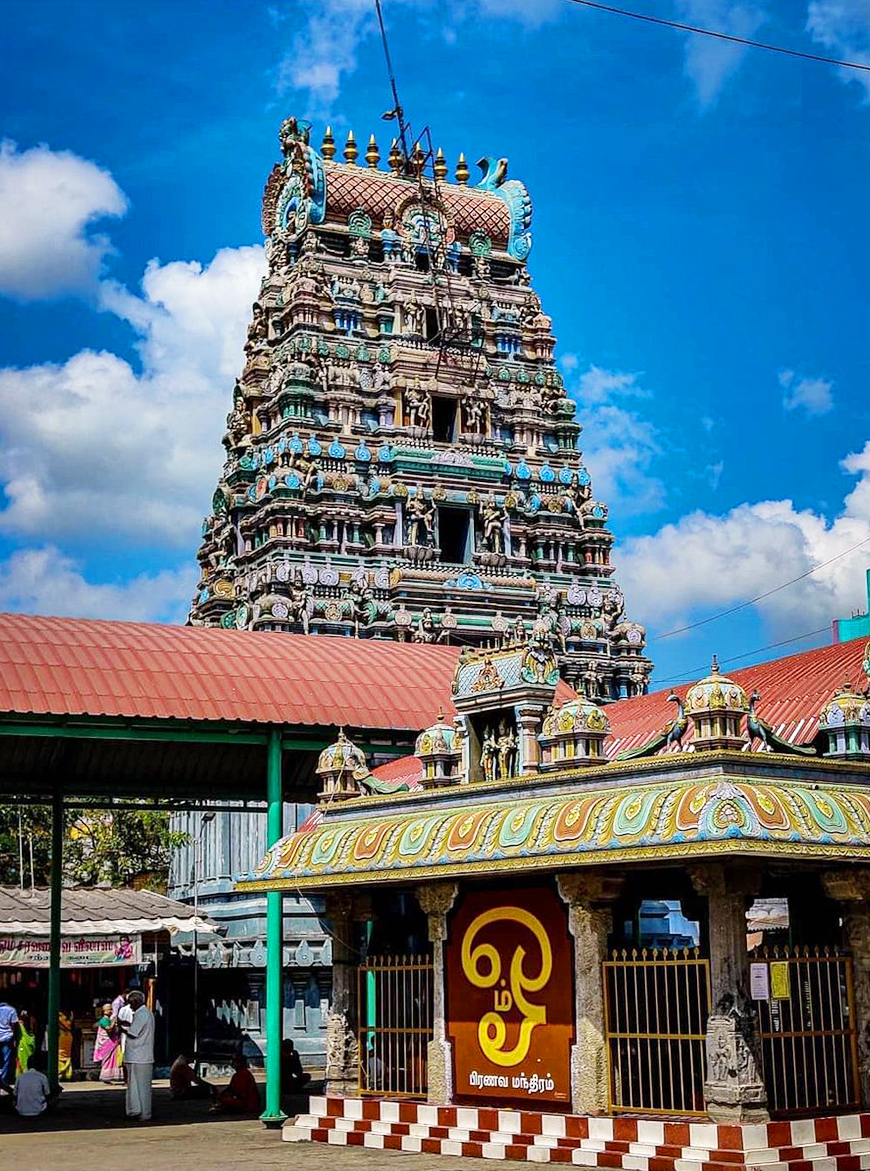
xmin=93 ymin=1003 xmax=123 ymax=1082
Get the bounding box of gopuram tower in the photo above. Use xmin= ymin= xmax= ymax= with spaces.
xmin=190 ymin=117 xmax=652 ymax=700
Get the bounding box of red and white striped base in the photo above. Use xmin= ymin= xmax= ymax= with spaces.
xmin=284 ymin=1096 xmax=870 ymax=1170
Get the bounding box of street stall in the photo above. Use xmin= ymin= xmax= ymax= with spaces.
xmin=0 ymin=885 xmax=217 ymax=1075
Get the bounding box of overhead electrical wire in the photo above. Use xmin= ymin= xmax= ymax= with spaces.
xmin=655 ymin=624 xmax=831 ymax=686
xmin=654 ymin=533 xmax=870 ymax=641
xmin=563 ymin=0 xmax=870 ymax=75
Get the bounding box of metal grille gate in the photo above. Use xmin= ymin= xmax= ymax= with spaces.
xmin=357 ymin=954 xmax=434 ymax=1098
xmin=603 ymin=947 xmax=711 ymax=1115
xmin=753 ymin=947 xmax=860 ymax=1116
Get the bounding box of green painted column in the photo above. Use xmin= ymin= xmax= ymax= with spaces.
xmin=46 ymin=788 xmax=64 ymax=1093
xmin=261 ymin=728 xmax=287 ymax=1126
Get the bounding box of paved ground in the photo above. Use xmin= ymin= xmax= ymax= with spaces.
xmin=0 ymin=1084 xmax=471 ymax=1171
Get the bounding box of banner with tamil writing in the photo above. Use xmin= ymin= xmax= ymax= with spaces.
xmin=0 ymin=934 xmax=142 ymax=968
xmin=446 ymin=884 xmax=575 ymax=1107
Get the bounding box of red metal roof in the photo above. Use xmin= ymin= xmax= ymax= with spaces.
xmin=606 ymin=635 xmax=870 ymax=757
xmin=0 ymin=613 xmax=575 ymax=733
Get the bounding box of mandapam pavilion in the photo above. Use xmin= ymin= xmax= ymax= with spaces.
xmin=240 ymin=634 xmax=870 ymax=1165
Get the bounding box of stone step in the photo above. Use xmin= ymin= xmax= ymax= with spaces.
xmin=284 ymin=1112 xmax=870 ymax=1171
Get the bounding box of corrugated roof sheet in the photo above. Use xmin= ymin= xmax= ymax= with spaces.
xmin=0 ymin=613 xmax=575 ymax=734
xmin=606 ymin=635 xmax=870 ymax=757
xmin=0 ymin=886 xmax=217 ymax=935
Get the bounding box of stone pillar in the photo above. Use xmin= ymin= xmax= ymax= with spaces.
xmin=822 ymin=870 xmax=870 ymax=1104
xmin=516 ymin=703 xmax=545 ymax=774
xmin=689 ymin=863 xmax=768 ymax=1122
xmin=324 ymin=891 xmax=364 ymax=1097
xmin=557 ymin=872 xmax=623 ymax=1115
xmin=416 ymin=882 xmax=458 ymax=1105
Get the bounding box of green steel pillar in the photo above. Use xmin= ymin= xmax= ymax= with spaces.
xmin=261 ymin=728 xmax=287 ymax=1126
xmin=46 ymin=788 xmax=64 ymax=1093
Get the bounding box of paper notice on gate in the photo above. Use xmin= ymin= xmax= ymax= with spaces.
xmin=750 ymin=962 xmax=770 ymax=1000
xmin=769 ymin=961 xmax=790 ymax=1000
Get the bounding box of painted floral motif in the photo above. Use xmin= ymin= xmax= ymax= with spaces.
xmin=240 ymin=776 xmax=870 ymax=890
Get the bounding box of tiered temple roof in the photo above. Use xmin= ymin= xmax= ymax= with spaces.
xmin=189 ymin=117 xmax=651 ymax=701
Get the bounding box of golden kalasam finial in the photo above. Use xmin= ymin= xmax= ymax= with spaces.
xmin=411 ymin=141 xmax=425 ymax=175
xmin=433 ymin=147 xmax=447 ymax=180
xmin=436 ymin=706 xmax=445 ymax=722
xmin=388 ymin=138 xmax=402 ymax=175
xmin=344 ymin=130 xmax=358 ymax=164
xmin=365 ymin=133 xmax=380 ymax=169
xmin=455 ymin=152 xmax=469 ymax=185
xmin=321 ymin=125 xmax=336 ymax=159
xmin=711 ymin=654 xmax=720 ymax=674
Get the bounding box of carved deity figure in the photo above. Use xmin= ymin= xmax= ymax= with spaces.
xmin=584 ymin=662 xmax=602 ymax=701
xmin=480 ymin=727 xmax=498 ymax=783
xmin=345 ymin=581 xmax=377 ymax=637
xmin=403 ymin=295 xmax=425 ymax=336
xmin=565 ymin=471 xmax=592 ymax=518
xmin=462 ymin=394 xmax=486 ymax=434
xmin=403 ymin=378 xmax=430 ymax=429
xmin=288 ymin=580 xmax=311 ymax=633
xmin=496 ymin=720 xmax=518 ymax=779
xmin=413 ymin=606 xmax=441 ymax=644
xmin=480 ymin=494 xmax=508 ymax=554
xmin=406 ymin=491 xmax=435 ymax=548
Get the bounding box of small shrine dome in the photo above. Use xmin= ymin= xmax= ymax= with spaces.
xmin=685 ymin=657 xmax=749 ymax=752
xmin=317 ymin=729 xmax=367 ymax=775
xmin=819 ymin=683 xmax=870 ymax=761
xmin=539 ymin=698 xmax=610 ymax=771
xmin=415 ymin=713 xmax=459 ymax=758
xmin=686 ymin=658 xmax=749 ymax=715
xmin=316 ymin=729 xmax=368 ymax=801
xmin=415 ymin=709 xmax=461 ymax=788
xmin=541 ymin=698 xmax=610 ymax=739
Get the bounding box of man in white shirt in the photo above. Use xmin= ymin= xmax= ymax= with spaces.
xmin=120 ymin=990 xmax=155 ymax=1122
xmin=14 ymin=1052 xmax=56 ymax=1118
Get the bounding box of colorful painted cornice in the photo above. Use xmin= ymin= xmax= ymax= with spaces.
xmin=238 ymin=760 xmax=870 ymax=892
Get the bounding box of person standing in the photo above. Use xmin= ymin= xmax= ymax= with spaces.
xmin=15 ymin=1009 xmax=36 ymax=1077
xmin=0 ymin=999 xmax=19 ymax=1090
xmin=120 ymin=990 xmax=154 ymax=1122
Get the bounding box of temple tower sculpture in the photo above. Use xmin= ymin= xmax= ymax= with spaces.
xmin=190 ymin=116 xmax=652 ymax=700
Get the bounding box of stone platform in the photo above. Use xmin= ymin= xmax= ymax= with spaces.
xmin=284 ymin=1097 xmax=870 ymax=1170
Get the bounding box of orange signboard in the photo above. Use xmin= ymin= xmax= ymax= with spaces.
xmin=446 ymin=885 xmax=575 ymax=1107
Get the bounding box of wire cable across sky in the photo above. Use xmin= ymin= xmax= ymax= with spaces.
xmin=563 ymin=0 xmax=870 ymax=75
xmin=655 ymin=533 xmax=870 ymax=641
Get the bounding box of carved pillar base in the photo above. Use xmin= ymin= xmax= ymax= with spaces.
xmin=324 ymin=892 xmax=367 ymax=1097
xmin=690 ymin=864 xmax=768 ymax=1121
xmin=557 ymin=872 xmax=623 ymax=1115
xmin=417 ymin=882 xmax=458 ymax=1105
xmin=704 ymin=1014 xmax=768 ymax=1122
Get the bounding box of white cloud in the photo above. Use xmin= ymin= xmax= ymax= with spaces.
xmin=275 ymin=0 xmax=375 ymax=117
xmin=678 ymin=1 xmax=768 ymax=111
xmin=616 ymin=439 xmax=870 ymax=638
xmin=569 ymin=367 xmax=665 ymax=517
xmin=0 ymin=140 xmax=127 ymax=302
xmin=706 ymin=460 xmax=724 ymax=490
xmin=0 ymin=244 xmax=266 ymax=546
xmin=779 ymin=368 xmax=834 ymax=417
xmin=0 ymin=546 xmax=196 ymax=623
xmin=807 ymin=1 xmax=870 ymax=101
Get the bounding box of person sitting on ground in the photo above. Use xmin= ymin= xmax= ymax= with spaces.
xmin=211 ymin=1054 xmax=260 ymax=1114
xmin=14 ymin=1051 xmax=58 ymax=1119
xmin=169 ymin=1053 xmax=212 ymax=1100
xmin=280 ymin=1039 xmax=310 ymax=1094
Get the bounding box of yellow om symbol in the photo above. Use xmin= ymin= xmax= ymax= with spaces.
xmin=461 ymin=907 xmax=552 ymax=1067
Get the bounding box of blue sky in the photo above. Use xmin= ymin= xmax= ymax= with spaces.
xmin=1 ymin=0 xmax=869 ymax=688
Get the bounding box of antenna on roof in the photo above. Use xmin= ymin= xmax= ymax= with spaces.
xmin=371 ymin=0 xmax=485 ymax=384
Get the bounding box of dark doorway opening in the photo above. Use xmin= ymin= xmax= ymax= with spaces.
xmin=424 ymin=307 xmax=440 ymax=340
xmin=437 ymin=507 xmax=470 ymax=563
xmin=431 ymin=396 xmax=457 ymax=442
